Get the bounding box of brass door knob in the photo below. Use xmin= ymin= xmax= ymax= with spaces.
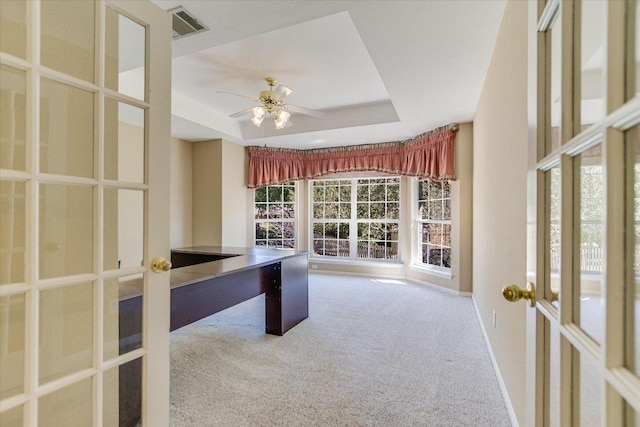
xmin=502 ymin=282 xmax=536 ymax=307
xmin=151 ymin=257 xmax=172 ymax=273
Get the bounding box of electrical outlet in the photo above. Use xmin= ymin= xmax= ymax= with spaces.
xmin=492 ymin=309 xmax=497 ymax=328
xmin=311 ymin=264 xmax=318 ymax=270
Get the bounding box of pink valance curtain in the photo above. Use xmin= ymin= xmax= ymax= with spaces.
xmin=248 ymin=124 xmax=457 ymax=188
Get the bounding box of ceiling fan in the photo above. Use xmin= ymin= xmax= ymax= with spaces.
xmin=219 ymin=77 xmax=325 ymax=129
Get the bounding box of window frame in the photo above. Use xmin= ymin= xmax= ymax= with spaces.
xmin=413 ymin=177 xmax=452 ymax=273
xmin=309 ymin=176 xmax=401 ymax=263
xmin=253 ymin=182 xmax=297 ymax=249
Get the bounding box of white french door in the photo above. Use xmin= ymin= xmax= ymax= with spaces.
xmin=0 ymin=1 xmax=172 ymax=425
xmin=520 ymin=0 xmax=640 ymax=426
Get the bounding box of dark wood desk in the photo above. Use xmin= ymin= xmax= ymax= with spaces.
xmin=117 ymin=247 xmax=309 ymax=426
xmin=169 ymin=246 xmax=309 ymax=335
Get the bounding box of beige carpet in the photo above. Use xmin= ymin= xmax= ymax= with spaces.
xmin=170 ymin=274 xmax=511 ymax=426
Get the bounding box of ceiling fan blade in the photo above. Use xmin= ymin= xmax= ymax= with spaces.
xmin=286 ymin=104 xmax=325 ymax=119
xmin=274 ymin=84 xmax=293 ymax=99
xmin=217 ymin=91 xmax=258 ymax=102
xmin=285 ymin=118 xmax=293 ymax=128
xmin=229 ymin=107 xmax=255 ymax=118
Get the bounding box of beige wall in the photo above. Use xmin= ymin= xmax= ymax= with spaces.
xmin=192 ymin=139 xmax=250 ymax=247
xmin=220 ymin=140 xmax=249 ymax=246
xmin=192 ymin=140 xmax=220 ymax=245
xmin=172 ymin=137 xmax=249 ymax=248
xmin=170 ymin=136 xmax=193 ymax=248
xmin=472 ymin=0 xmax=528 ymax=425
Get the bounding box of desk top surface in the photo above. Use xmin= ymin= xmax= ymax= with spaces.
xmin=119 ymin=246 xmax=308 ymax=301
xmin=170 ymin=246 xmax=308 ymax=287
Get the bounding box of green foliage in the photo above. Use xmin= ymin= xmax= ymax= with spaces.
xmin=255 ymin=187 xmax=267 ymax=202
xmin=418 ymin=179 xmax=451 ymax=222
xmin=255 ymin=184 xmax=296 ymax=248
xmin=311 ymin=178 xmax=401 ymax=260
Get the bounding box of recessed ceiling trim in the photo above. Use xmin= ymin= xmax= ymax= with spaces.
xmin=240 ymin=100 xmax=399 ymax=140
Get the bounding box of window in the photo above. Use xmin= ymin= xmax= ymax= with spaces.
xmin=254 ymin=184 xmax=295 ymax=248
xmin=417 ymin=179 xmax=451 ymax=269
xmin=312 ymin=177 xmax=400 ymax=261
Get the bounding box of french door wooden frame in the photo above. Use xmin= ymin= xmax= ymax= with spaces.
xmin=527 ymin=0 xmax=640 ymax=426
xmin=0 ymin=1 xmax=171 ymax=425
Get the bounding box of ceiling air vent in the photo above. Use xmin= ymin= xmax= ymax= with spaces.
xmin=169 ymin=6 xmax=208 ymax=40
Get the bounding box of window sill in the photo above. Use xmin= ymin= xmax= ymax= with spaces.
xmin=409 ymin=264 xmax=453 ymax=280
xmin=309 ymin=256 xmax=403 ymax=268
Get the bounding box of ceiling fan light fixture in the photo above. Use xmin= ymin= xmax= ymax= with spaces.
xmin=251 ymin=116 xmax=264 ymax=126
xmin=274 ymin=118 xmax=286 ymax=129
xmin=276 ymin=109 xmax=290 ymax=121
xmin=252 ymin=106 xmax=266 ymax=119
xmin=274 ymin=109 xmax=291 ymax=129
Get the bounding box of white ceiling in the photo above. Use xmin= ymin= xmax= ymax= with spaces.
xmin=150 ymin=0 xmax=507 ymax=149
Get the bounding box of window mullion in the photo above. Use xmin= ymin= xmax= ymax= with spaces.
xmin=349 ymin=178 xmax=357 ymax=259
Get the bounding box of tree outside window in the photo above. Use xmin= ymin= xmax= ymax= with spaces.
xmin=312 ymin=177 xmax=400 ymax=260
xmin=254 ymin=184 xmax=295 ymax=248
xmin=417 ymin=179 xmax=451 ymax=269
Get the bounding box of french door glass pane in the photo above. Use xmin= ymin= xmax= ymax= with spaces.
xmin=39 ymin=282 xmax=93 ymax=385
xmin=104 ymin=274 xmax=143 ymax=361
xmin=0 ymin=64 xmax=26 ymax=171
xmin=39 ymin=184 xmax=94 ymax=279
xmin=635 ymin=0 xmax=640 ymax=95
xmin=577 ymin=349 xmax=602 ymax=426
xmin=0 ymin=0 xmax=26 ymax=59
xmin=548 ymin=166 xmax=560 ymax=307
xmin=579 ymin=0 xmax=606 ymax=128
xmin=105 ymin=8 xmax=147 ymax=101
xmin=548 ymin=319 xmax=560 ymax=427
xmin=104 ymin=358 xmax=142 ymax=427
xmin=38 ymin=376 xmax=93 ymax=427
xmin=0 ymin=293 xmax=25 ymax=400
xmin=576 ymin=145 xmax=604 ymax=344
xmin=40 ymin=78 xmax=94 ymax=178
xmin=41 ymin=0 xmax=95 ymax=83
xmin=103 ymin=189 xmax=144 ymax=270
xmin=626 ymin=403 xmax=640 ymax=427
xmin=550 ymin=11 xmax=562 ymax=152
xmin=0 ymin=180 xmax=25 ymax=285
xmin=631 ymin=125 xmax=640 ymax=377
xmin=0 ymin=405 xmax=23 ymax=426
xmin=104 ymin=100 xmax=145 ymax=183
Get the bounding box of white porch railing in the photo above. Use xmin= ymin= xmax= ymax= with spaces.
xmin=550 ymin=246 xmax=640 ymax=273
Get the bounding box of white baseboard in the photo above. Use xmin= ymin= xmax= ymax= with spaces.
xmin=308 ymin=269 xmax=404 ymax=280
xmin=309 ymin=270 xmax=471 ymax=297
xmin=471 ymin=296 xmax=519 ymax=427
xmin=404 ymin=276 xmax=472 ymax=297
